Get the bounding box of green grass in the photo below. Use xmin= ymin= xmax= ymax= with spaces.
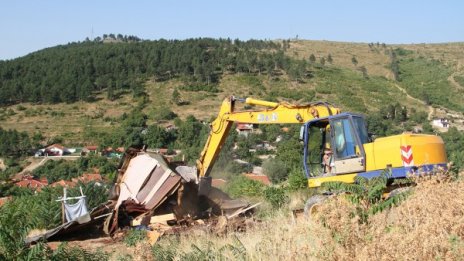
xmin=398 ymin=56 xmax=464 ymax=111
xmin=454 ymin=75 xmax=464 ymax=87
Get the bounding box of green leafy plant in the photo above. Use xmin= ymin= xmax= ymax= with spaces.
xmin=124 ymin=229 xmax=147 ymax=247
xmin=322 ymin=170 xmax=410 ymax=223
xmin=263 ymin=187 xmax=288 ymax=208
xmin=225 ymin=175 xmax=265 ymax=198
xmin=287 ymin=168 xmax=308 ymax=191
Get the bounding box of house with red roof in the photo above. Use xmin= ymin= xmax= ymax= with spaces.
xmin=72 ymin=173 xmax=102 ymax=184
xmin=0 ymin=197 xmax=11 ymax=207
xmin=236 ymin=123 xmax=254 ymax=137
xmin=212 ymin=178 xmax=227 ymax=188
xmin=15 ymin=178 xmax=48 ymax=191
xmin=44 ymin=143 xmax=70 ymax=156
xmin=81 ymin=145 xmax=98 ymax=156
xmin=50 ymin=179 xmax=77 ymax=188
xmin=243 ymin=173 xmax=271 ymax=185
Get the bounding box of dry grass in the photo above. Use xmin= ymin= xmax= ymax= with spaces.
xmin=313 ymin=172 xmax=464 ymax=260
xmin=289 ymin=40 xmax=393 ymax=78
xmin=123 ymin=172 xmax=464 ymax=260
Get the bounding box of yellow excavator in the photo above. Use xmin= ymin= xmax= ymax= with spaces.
xmin=196 ymin=96 xmax=447 ymax=195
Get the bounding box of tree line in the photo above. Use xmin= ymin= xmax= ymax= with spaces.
xmin=0 ymin=37 xmax=307 ymax=105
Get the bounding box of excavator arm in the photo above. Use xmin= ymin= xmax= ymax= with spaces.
xmin=196 ymin=96 xmax=341 ymax=180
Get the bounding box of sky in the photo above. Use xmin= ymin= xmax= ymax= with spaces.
xmin=0 ymin=0 xmax=463 ymax=60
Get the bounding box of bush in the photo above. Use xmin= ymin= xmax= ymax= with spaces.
xmin=263 ymin=187 xmax=288 ymax=208
xmin=287 ymin=168 xmax=308 ymax=191
xmin=225 ymin=175 xmax=265 ymax=198
xmin=153 ymin=108 xmax=177 ymax=121
xmin=262 ymin=159 xmax=289 ymax=183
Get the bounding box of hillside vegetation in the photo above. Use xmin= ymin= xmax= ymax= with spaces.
xmin=1 ymin=38 xmax=464 ymax=144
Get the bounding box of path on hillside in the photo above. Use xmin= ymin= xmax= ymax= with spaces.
xmin=19 ymin=156 xmax=80 ymax=175
xmin=393 ymin=83 xmax=434 ymax=120
xmin=19 ymin=157 xmax=49 ymax=175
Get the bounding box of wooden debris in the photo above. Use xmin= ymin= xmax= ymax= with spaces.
xmin=131 ymin=213 xmax=176 ymax=226
xmin=146 ymin=230 xmax=163 ymax=246
xmin=226 ymin=202 xmax=261 ymax=219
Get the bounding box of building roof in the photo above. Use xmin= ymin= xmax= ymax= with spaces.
xmin=73 ymin=173 xmax=102 ymax=183
xmin=15 ymin=179 xmax=47 ymax=190
xmin=0 ymin=197 xmax=11 ymax=207
xmin=50 ymin=179 xmax=77 ymax=188
xmin=85 ymin=145 xmax=98 ymax=151
xmin=46 ymin=144 xmax=65 ymax=150
xmin=243 ymin=174 xmax=271 ymax=185
xmin=212 ymin=178 xmax=227 ymax=188
xmin=236 ymin=123 xmax=253 ymax=131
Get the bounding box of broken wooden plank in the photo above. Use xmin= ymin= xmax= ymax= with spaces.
xmin=150 ymin=213 xmax=176 ymax=224
xmin=131 ymin=213 xmax=176 ymax=226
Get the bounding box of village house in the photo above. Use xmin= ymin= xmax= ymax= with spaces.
xmin=236 ymin=123 xmax=255 ymax=137
xmin=211 ymin=178 xmax=227 ymax=188
xmin=243 ymin=173 xmax=271 ymax=185
xmin=35 ymin=144 xmax=70 ymax=157
xmin=101 ymin=147 xmax=125 ymax=158
xmin=81 ymin=145 xmax=98 ymax=156
xmin=50 ymin=179 xmax=77 ymax=188
xmin=72 ymin=173 xmax=103 ymax=184
xmin=432 ymin=118 xmax=450 ymax=128
xmin=15 ymin=176 xmax=48 ymax=191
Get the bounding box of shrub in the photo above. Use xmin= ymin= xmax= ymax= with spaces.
xmin=263 ymin=187 xmax=288 ymax=208
xmin=287 ymin=168 xmax=308 ymax=191
xmin=322 ymin=170 xmax=409 ymax=223
xmin=225 ymin=175 xmax=265 ymax=198
xmin=262 ymin=159 xmax=289 ymax=183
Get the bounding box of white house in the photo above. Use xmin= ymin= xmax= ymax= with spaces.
xmin=432 ymin=118 xmax=450 ymax=128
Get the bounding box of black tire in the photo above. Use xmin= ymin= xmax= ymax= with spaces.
xmin=304 ymin=195 xmax=328 ymax=218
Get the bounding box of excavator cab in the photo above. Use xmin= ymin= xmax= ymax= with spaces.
xmin=303 ymin=113 xmax=369 ymax=178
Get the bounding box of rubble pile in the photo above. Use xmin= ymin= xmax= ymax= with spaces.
xmin=26 ymin=150 xmax=256 ymax=245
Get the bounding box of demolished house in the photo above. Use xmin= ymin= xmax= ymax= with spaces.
xmin=26 ymin=149 xmax=252 ymax=244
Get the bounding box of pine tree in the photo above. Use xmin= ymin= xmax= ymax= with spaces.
xmin=309 ymin=54 xmax=316 ymax=63
xmin=351 ymin=56 xmax=358 ymax=67
xmin=327 ymin=54 xmax=333 ymax=64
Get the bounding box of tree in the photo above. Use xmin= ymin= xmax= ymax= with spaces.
xmin=358 ymin=66 xmax=368 ymax=79
xmin=327 ymin=54 xmax=333 ymax=64
xmin=309 ymin=54 xmax=316 ymax=63
xmin=351 ymin=56 xmax=358 ymax=67
xmin=320 ymin=57 xmax=326 ymax=66
xmin=262 ymin=159 xmax=288 ymax=183
xmin=171 ymin=89 xmax=181 ymax=105
xmin=145 ymin=124 xmax=171 ymax=148
xmin=389 ymin=49 xmax=400 ymax=81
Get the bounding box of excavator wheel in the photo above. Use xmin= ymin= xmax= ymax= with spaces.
xmin=304 ymin=194 xmax=328 ymax=219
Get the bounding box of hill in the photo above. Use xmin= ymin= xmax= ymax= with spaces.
xmin=1 ymin=38 xmax=464 ymax=145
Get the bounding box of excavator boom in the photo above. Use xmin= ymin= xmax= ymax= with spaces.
xmin=196 ymin=96 xmax=340 ymax=178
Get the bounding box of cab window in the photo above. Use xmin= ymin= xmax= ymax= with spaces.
xmin=332 ymin=118 xmax=358 ymax=159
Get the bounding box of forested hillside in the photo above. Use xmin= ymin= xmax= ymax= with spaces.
xmin=0 ymin=37 xmax=296 ymax=105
